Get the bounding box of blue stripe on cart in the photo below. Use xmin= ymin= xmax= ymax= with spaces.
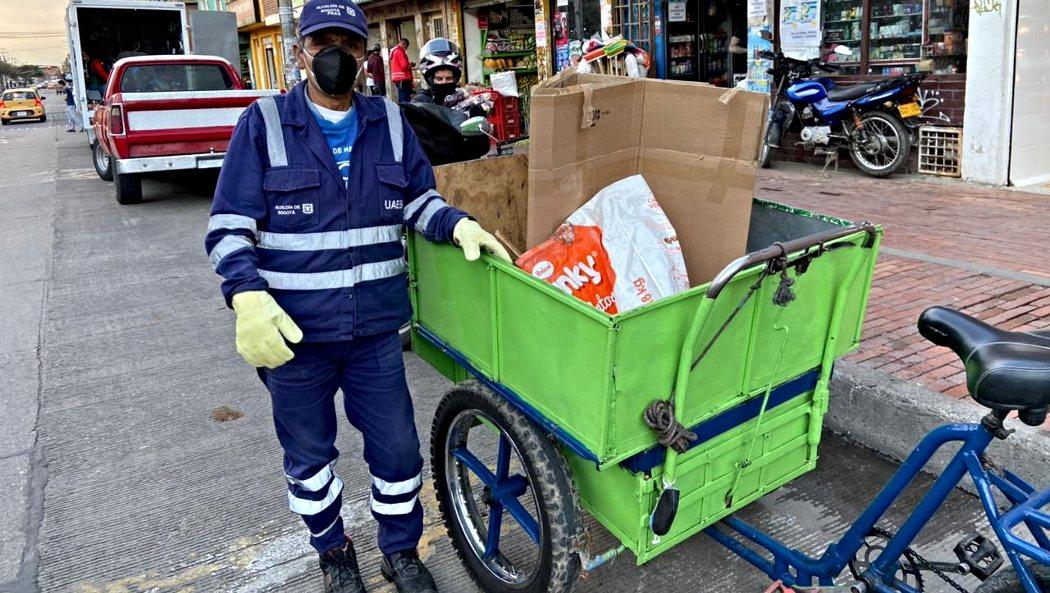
xmin=414 ymin=324 xmax=604 ymax=466
xmin=618 ymin=369 xmax=821 ymax=474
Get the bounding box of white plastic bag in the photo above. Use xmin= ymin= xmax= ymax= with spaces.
xmin=517 ymin=175 xmax=690 ymax=313
xmin=489 ymin=71 xmax=519 ymax=97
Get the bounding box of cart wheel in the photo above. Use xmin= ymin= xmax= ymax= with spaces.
xmin=848 ymin=527 xmax=924 ymax=591
xmin=431 ymin=380 xmax=583 ymax=593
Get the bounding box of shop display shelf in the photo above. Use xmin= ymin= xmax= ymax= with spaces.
xmin=824 ymin=18 xmax=860 ymax=23
xmin=483 ymin=66 xmax=538 ymax=75
xmin=872 ymin=12 xmax=922 ymax=18
xmin=872 ymin=33 xmax=923 ymax=40
xmin=482 ymin=50 xmax=535 ymax=58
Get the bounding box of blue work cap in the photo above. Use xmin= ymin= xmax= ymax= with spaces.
xmin=299 ymin=0 xmax=368 ymax=40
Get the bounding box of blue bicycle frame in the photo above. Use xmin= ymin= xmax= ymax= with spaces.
xmin=705 ymin=416 xmax=1050 ymax=592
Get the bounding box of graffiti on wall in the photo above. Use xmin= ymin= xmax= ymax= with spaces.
xmin=972 ymin=0 xmax=1001 ymax=15
xmin=918 ymin=88 xmax=951 ymax=123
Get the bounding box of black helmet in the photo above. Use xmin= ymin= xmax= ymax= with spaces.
xmin=418 ymin=38 xmax=463 ymax=85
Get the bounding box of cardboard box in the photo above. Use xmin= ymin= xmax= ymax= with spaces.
xmin=527 ymin=72 xmax=769 ymax=285
xmin=434 ymin=153 xmax=529 ymax=254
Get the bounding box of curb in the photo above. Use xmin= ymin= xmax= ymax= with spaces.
xmin=825 ymin=360 xmax=1050 ymax=492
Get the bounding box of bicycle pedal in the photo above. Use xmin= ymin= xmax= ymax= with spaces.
xmin=953 ymin=532 xmax=1003 ymax=580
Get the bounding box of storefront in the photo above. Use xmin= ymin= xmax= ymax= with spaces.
xmin=248 ymin=27 xmax=287 ymax=90
xmin=649 ymin=0 xmax=967 ymax=90
xmin=814 ymin=0 xmax=967 ymax=76
xmin=550 ymin=0 xmax=603 ymax=72
xmin=459 ymin=0 xmax=544 ymax=134
xmin=362 ymin=0 xmax=453 ymax=99
xmin=664 ymin=0 xmax=747 ymax=84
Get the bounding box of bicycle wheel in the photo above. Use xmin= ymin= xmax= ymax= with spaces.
xmin=975 ymin=564 xmax=1050 ymax=593
xmin=430 ymin=380 xmax=583 ymax=593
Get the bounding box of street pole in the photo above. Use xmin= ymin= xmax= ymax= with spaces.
xmin=278 ymin=0 xmax=299 ymax=90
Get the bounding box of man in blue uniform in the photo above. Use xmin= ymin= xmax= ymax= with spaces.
xmin=205 ymin=1 xmax=510 ymax=591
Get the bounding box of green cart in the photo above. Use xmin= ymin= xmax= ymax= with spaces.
xmin=408 ymin=184 xmax=881 ymax=593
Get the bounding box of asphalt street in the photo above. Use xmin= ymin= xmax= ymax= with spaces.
xmin=0 ymin=98 xmax=1010 ymax=593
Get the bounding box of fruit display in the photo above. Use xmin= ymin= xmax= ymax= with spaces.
xmin=482 ymin=54 xmax=537 ymax=71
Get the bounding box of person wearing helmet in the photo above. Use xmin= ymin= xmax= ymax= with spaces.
xmin=413 ymin=38 xmax=463 ymax=106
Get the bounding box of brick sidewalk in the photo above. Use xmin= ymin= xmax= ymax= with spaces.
xmin=757 ymin=163 xmax=1050 ymax=429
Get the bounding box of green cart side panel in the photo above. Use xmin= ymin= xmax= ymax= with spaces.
xmin=408 ymin=200 xmax=881 ymax=468
xmin=495 ymin=273 xmax=615 ymax=456
xmin=568 ymin=383 xmax=820 ymax=564
xmin=410 ymin=329 xmax=468 ymax=382
xmin=410 ymin=232 xmax=497 ymax=377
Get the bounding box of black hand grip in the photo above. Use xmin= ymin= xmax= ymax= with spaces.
xmin=650 ymin=487 xmax=680 ymax=536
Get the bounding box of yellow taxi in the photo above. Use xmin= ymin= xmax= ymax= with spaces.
xmin=1 ymin=88 xmax=46 ymax=125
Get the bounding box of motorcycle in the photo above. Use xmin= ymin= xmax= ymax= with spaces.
xmin=758 ymin=46 xmax=927 ymax=177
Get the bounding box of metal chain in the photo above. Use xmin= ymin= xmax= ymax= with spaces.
xmin=902 ymin=545 xmax=972 ymax=593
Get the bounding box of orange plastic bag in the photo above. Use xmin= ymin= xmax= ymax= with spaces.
xmin=515 ymin=223 xmax=620 ymax=314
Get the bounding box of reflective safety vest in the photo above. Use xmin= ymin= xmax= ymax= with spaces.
xmin=205 ymin=82 xmax=467 ymax=341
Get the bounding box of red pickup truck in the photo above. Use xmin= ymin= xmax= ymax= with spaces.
xmin=91 ymin=55 xmax=279 ymax=204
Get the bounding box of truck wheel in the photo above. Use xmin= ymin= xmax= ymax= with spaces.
xmin=92 ymin=141 xmax=113 ymax=181
xmin=431 ymin=380 xmax=583 ymax=593
xmin=39 ymin=115 xmax=47 ymax=123
xmin=1 ymin=119 xmax=8 ymax=126
xmin=114 ymin=172 xmax=142 ymax=205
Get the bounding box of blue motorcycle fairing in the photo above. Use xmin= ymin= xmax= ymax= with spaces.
xmin=853 ymin=88 xmax=900 ymax=106
xmin=785 ymin=80 xmax=850 ymax=123
xmin=785 ymin=80 xmax=827 ymax=103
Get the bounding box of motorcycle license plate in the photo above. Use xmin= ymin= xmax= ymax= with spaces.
xmin=898 ymin=102 xmax=921 ymax=118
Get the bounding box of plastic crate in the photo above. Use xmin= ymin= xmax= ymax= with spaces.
xmin=471 ymin=89 xmax=523 ymax=143
xmin=918 ymin=126 xmax=963 ymax=177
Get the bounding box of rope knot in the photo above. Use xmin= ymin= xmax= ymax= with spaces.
xmin=643 ymin=400 xmax=697 ymax=453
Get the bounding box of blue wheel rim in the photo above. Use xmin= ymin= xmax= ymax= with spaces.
xmin=444 ymin=409 xmax=542 ymax=585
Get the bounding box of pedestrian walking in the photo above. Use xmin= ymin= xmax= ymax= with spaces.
xmin=204 ymin=0 xmax=510 ymax=591
xmin=61 ymin=80 xmax=79 ymax=132
xmin=366 ymin=44 xmax=386 ymax=97
xmin=390 ymin=38 xmax=414 ymax=103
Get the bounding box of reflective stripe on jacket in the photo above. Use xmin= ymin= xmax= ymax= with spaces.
xmin=205 ymin=82 xmax=467 ymax=341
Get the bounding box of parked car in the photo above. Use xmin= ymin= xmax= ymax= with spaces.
xmin=0 ymin=88 xmax=46 ymax=125
xmin=91 ymin=55 xmax=278 ymax=204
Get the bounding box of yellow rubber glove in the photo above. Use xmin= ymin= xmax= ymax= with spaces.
xmin=453 ymin=219 xmax=512 ymax=263
xmin=231 ymin=291 xmax=303 ymax=369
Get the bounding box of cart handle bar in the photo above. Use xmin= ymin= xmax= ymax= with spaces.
xmin=706 ymin=222 xmax=877 ymax=300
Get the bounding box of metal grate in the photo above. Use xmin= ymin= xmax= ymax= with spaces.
xmin=611 ymin=0 xmax=652 ymax=54
xmin=918 ymin=126 xmax=963 ymax=177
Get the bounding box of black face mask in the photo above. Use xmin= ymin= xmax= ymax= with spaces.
xmin=305 ymin=45 xmax=357 ymax=97
xmin=431 ymin=82 xmax=457 ymax=105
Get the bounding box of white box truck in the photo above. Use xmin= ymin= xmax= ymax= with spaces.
xmin=65 ymin=0 xmax=239 ymax=144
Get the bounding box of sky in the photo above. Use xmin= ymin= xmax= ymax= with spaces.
xmin=0 ymin=0 xmax=71 ymax=67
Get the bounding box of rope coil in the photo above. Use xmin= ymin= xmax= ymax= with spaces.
xmin=643 ymin=400 xmax=697 ymax=453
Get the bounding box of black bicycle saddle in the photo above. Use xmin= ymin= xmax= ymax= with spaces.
xmin=918 ymin=306 xmax=1050 ymax=426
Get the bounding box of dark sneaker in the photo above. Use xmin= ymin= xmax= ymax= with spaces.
xmin=380 ymin=549 xmax=438 ymax=593
xmin=319 ymin=538 xmax=366 ymax=593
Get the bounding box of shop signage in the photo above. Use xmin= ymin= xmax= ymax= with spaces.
xmin=779 ymin=0 xmax=821 ymax=50
xmin=228 ymin=0 xmax=258 ymax=28
xmin=747 ymin=0 xmax=766 ymax=19
xmin=535 ymin=16 xmax=548 ymax=48
xmin=668 ymin=1 xmax=686 ymax=22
